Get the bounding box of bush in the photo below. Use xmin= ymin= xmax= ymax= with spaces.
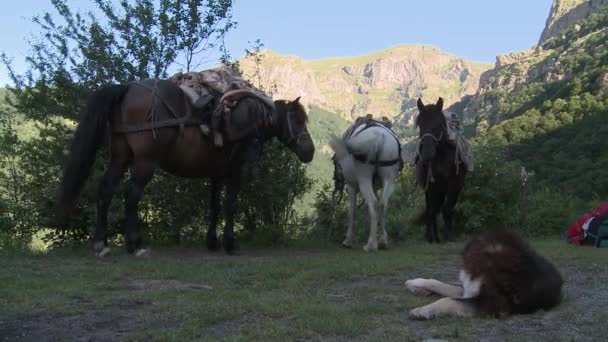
xmin=237 ymin=141 xmax=314 ymax=246
xmin=458 ymin=142 xmax=525 ymax=234
xmin=524 ymin=187 xmax=583 ymax=237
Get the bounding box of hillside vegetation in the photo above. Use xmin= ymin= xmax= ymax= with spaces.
xmin=452 ymin=6 xmax=608 ymax=199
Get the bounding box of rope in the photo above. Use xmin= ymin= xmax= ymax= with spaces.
xmin=125 ymin=80 xmax=192 ymax=139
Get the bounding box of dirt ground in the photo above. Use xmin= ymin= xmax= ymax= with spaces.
xmin=1 ymin=241 xmax=607 ymax=341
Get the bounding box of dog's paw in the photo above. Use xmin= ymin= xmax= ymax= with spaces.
xmin=409 ymin=306 xmax=434 ymax=320
xmin=405 ymin=279 xmax=432 ymax=296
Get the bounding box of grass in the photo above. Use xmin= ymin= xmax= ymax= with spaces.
xmin=1 ymin=239 xmax=607 ymax=341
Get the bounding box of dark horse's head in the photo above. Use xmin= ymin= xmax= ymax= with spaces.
xmin=274 ymin=97 xmax=315 ymax=163
xmin=416 ymin=97 xmax=447 ymax=166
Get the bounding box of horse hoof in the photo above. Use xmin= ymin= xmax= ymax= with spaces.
xmin=226 ymin=249 xmax=240 ymax=256
xmin=363 ymin=244 xmax=378 ymax=252
xmin=206 ymin=238 xmax=221 ymax=251
xmin=93 ymin=241 xmax=110 ymax=257
xmin=378 ymin=242 xmax=389 ymax=250
xmin=96 ymin=247 xmax=111 ymax=258
xmin=341 ymin=240 xmax=353 ymax=249
xmin=223 ymin=238 xmax=239 ymax=255
xmin=134 ymin=249 xmax=150 ymax=257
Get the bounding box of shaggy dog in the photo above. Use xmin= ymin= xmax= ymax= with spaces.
xmin=405 ymin=229 xmax=564 ymax=320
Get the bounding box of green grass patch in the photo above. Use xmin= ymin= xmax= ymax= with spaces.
xmin=1 ymin=239 xmax=607 ymax=341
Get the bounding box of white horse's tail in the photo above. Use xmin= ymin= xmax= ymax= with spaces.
xmin=329 ymin=134 xmax=350 ymax=160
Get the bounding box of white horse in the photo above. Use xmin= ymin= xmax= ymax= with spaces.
xmin=330 ymin=120 xmax=402 ymax=252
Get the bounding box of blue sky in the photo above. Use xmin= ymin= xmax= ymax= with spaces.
xmin=0 ymin=0 xmax=552 ymax=85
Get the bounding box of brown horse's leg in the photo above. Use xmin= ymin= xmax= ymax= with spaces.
xmin=222 ymin=172 xmax=242 ymax=254
xmin=93 ymin=161 xmax=128 ymax=255
xmin=93 ymin=137 xmax=130 ymax=256
xmin=206 ymin=178 xmax=222 ymax=251
xmin=124 ymin=161 xmax=155 ymax=255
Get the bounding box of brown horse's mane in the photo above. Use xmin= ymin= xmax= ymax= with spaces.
xmin=274 ymin=100 xmax=308 ymax=123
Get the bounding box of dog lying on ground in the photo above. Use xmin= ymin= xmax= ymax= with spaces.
xmin=405 ymin=229 xmax=564 ymax=320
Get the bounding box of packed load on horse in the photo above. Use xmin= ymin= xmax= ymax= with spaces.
xmin=330 ymin=114 xmax=402 ymax=252
xmin=169 ymin=65 xmax=275 ymax=152
xmin=340 ymin=114 xmax=394 ymax=139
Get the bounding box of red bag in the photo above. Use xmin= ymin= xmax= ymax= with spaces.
xmin=566 ymin=202 xmax=608 ymax=245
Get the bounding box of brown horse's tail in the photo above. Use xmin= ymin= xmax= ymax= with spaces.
xmin=55 ymin=84 xmax=128 ymax=223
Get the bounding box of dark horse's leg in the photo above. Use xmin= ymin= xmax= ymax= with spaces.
xmin=124 ymin=161 xmax=155 ymax=255
xmin=93 ymin=138 xmax=129 ymax=256
xmin=441 ymin=171 xmax=465 ymax=243
xmin=222 ymin=171 xmax=242 ymax=254
xmin=424 ymin=192 xmax=439 ymax=244
xmin=424 ymin=186 xmax=446 ymax=244
xmin=441 ymin=195 xmax=457 ymax=243
xmin=206 ymin=178 xmax=222 ymax=251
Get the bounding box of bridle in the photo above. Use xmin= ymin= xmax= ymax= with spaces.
xmin=419 ymin=130 xmax=444 ymax=144
xmin=417 ymin=128 xmax=446 ymax=191
xmin=284 ymin=109 xmax=311 ymax=146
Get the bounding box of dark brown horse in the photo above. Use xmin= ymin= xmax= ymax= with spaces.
xmin=414 ymin=97 xmax=466 ymax=243
xmin=55 ymin=79 xmax=314 ymax=255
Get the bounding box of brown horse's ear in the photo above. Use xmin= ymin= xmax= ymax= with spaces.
xmin=417 ymin=98 xmax=425 ymax=111
xmin=436 ymin=97 xmax=444 ymax=111
xmin=292 ymin=96 xmax=301 ymax=105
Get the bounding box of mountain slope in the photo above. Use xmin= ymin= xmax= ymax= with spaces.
xmin=451 ymin=3 xmax=608 ymax=198
xmin=239 ymin=45 xmax=491 ymax=123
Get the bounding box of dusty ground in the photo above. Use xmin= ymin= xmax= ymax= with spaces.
xmin=0 ymin=240 xmax=606 ymax=341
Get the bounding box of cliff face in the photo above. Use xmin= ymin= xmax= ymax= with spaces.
xmin=539 ymin=0 xmax=608 ymax=44
xmin=238 ymin=45 xmax=491 ymax=122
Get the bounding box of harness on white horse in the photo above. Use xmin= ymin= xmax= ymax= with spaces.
xmin=345 ymin=121 xmax=403 ymax=168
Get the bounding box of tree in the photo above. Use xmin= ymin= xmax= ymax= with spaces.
xmin=0 ymin=0 xmax=236 ymax=247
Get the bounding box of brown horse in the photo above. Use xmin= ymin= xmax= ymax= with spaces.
xmin=55 ymin=79 xmax=314 ymax=255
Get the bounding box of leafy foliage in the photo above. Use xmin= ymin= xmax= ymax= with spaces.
xmin=0 ymin=0 xmax=311 ymax=249
xmin=238 ymin=141 xmax=314 ymax=245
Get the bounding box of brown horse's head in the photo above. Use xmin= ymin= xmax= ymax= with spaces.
xmin=274 ymin=97 xmax=315 ymax=163
xmin=415 ymin=97 xmax=447 ymax=165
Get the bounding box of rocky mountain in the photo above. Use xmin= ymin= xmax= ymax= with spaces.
xmin=450 ymin=0 xmax=608 ymax=132
xmin=238 ymin=45 xmax=492 ymax=123
xmin=539 ymin=0 xmax=608 ymax=44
